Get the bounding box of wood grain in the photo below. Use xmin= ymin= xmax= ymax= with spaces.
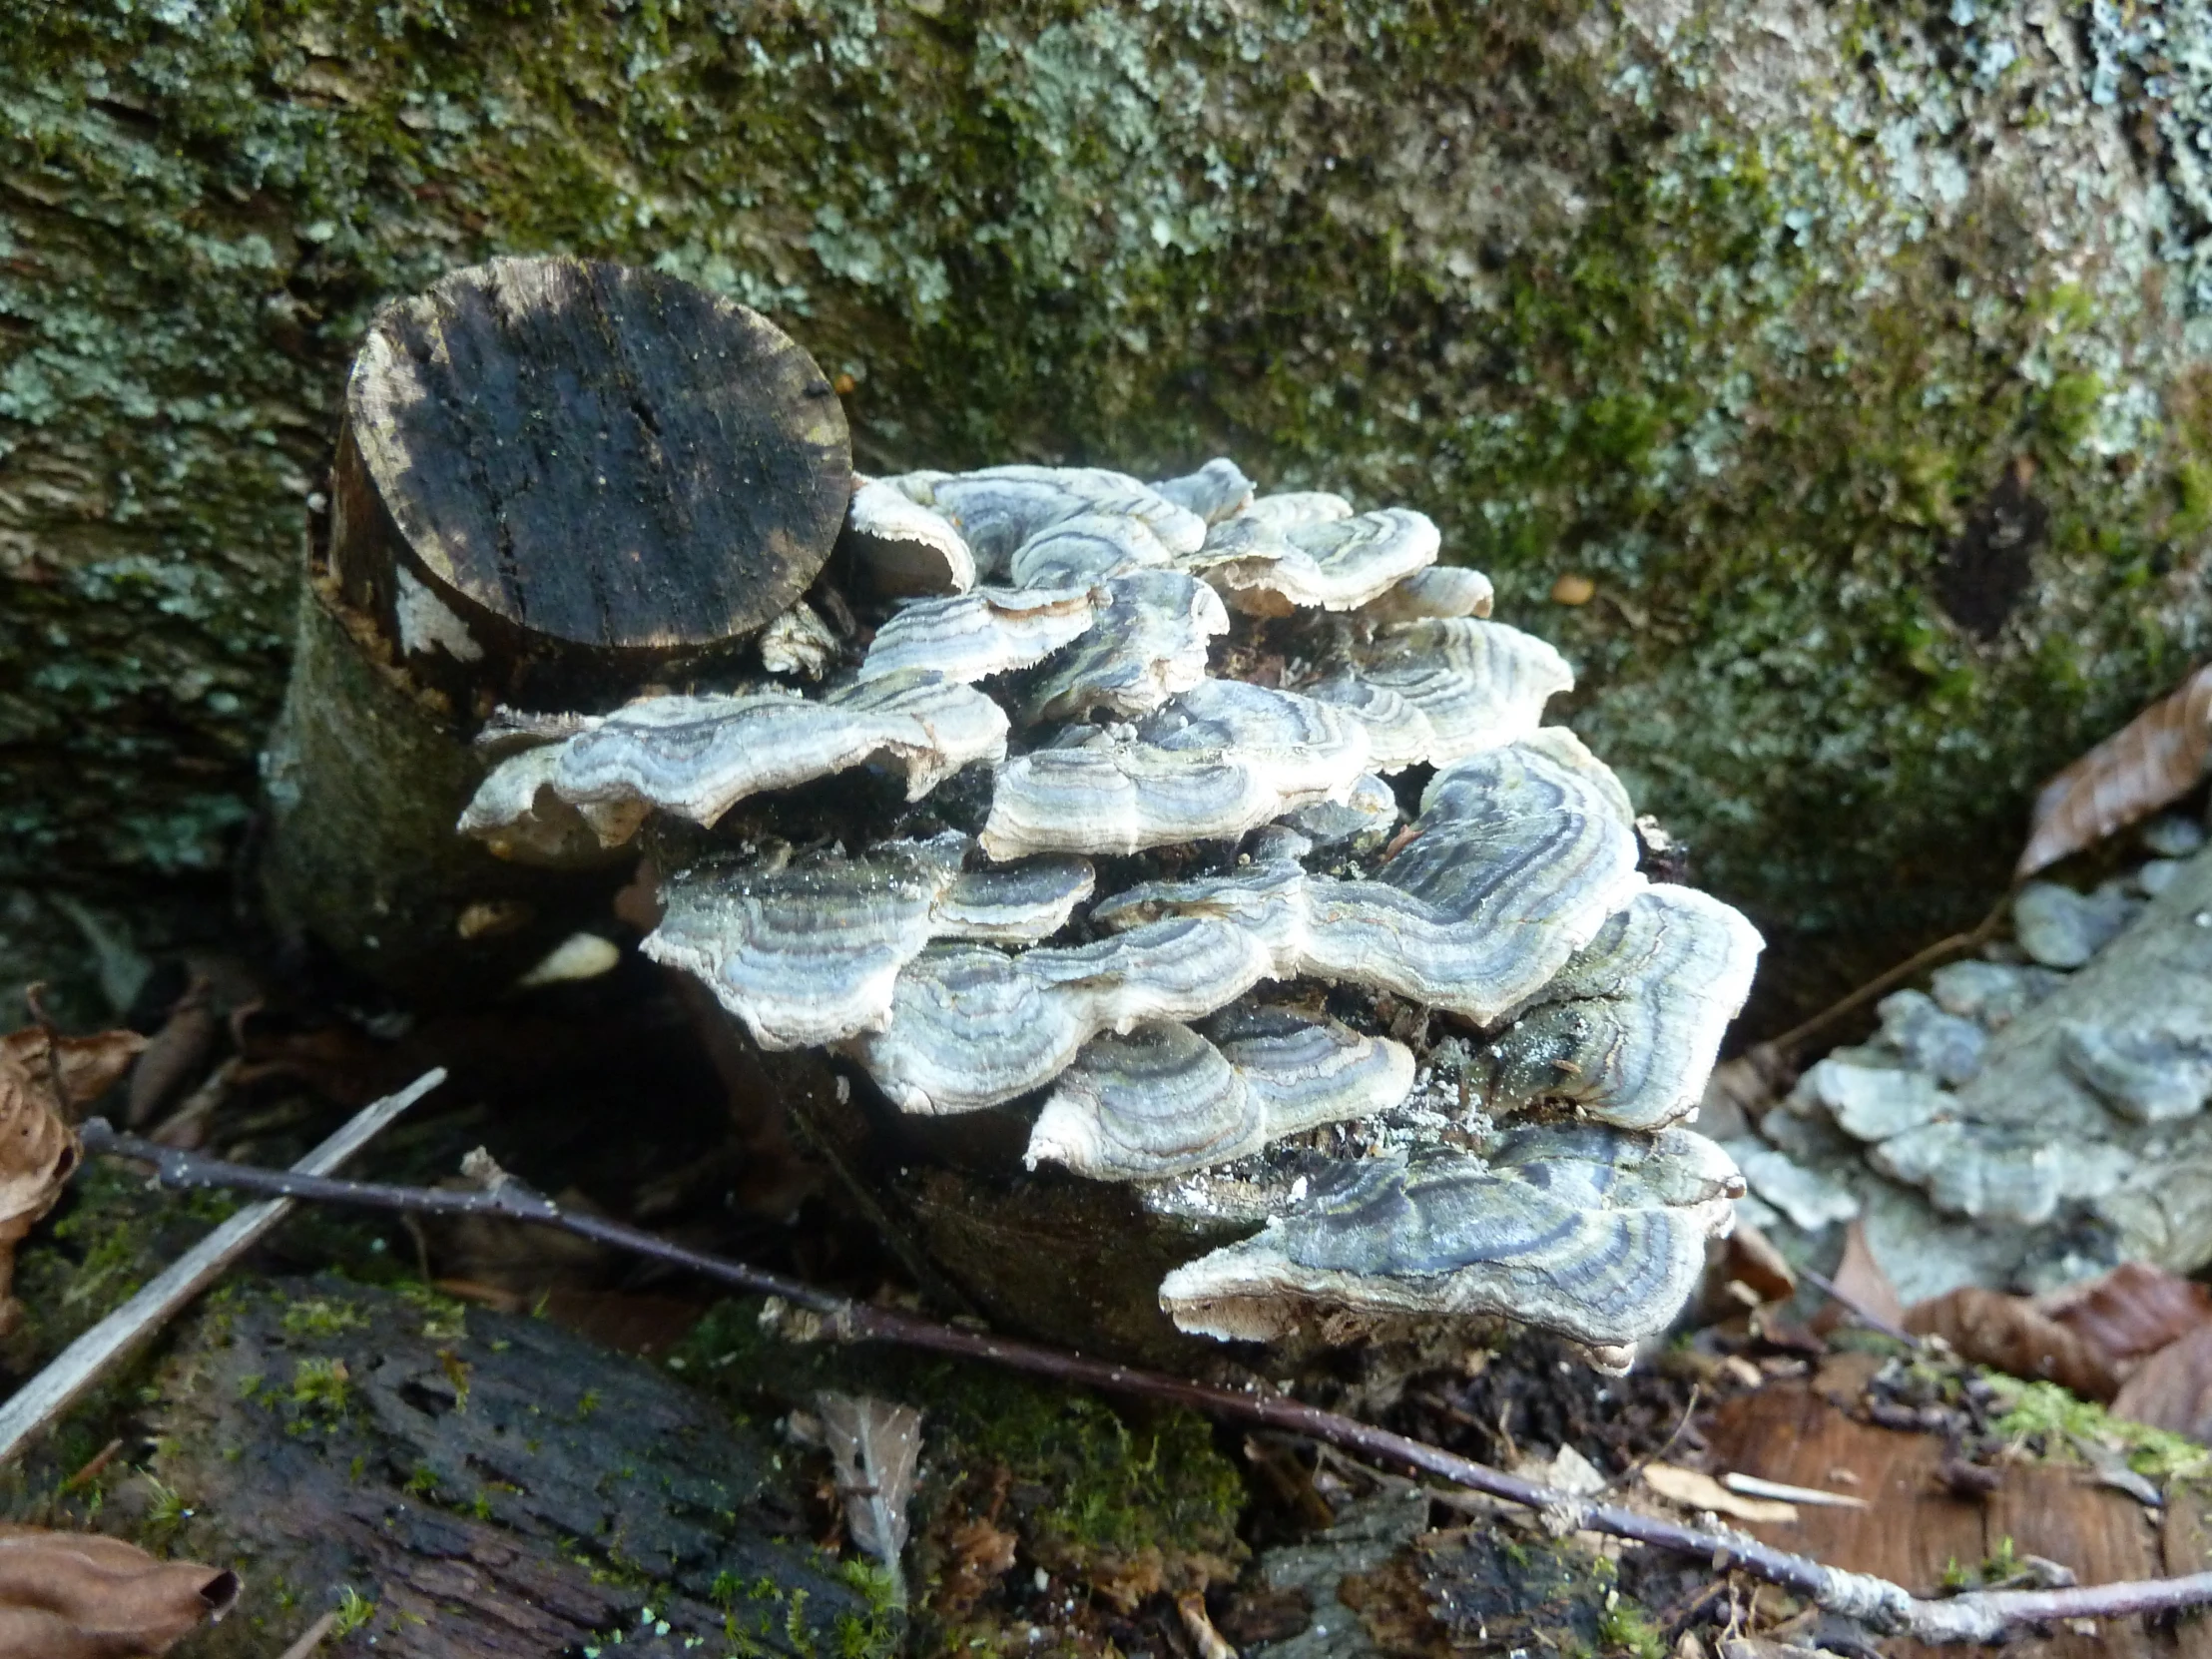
xmin=332 ymin=254 xmax=849 ymax=699
xmin=1704 ymin=1358 xmax=2182 ymax=1659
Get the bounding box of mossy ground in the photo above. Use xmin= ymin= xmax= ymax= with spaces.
xmin=10 ymin=1 xmax=2212 ymax=1022
xmin=671 ymin=1298 xmax=1248 ymax=1651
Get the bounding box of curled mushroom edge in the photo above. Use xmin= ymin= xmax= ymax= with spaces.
xmin=446 ymin=458 xmax=1764 ymax=1363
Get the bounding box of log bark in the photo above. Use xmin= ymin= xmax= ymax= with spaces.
xmin=260 ymin=257 xmax=849 ymax=1004
xmin=146 ymin=1278 xmax=876 ymax=1658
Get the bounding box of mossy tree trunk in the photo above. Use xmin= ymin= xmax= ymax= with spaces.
xmin=10 ymin=1 xmax=2212 ymax=1024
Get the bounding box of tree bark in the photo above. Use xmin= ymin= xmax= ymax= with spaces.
xmin=14 ymin=3 xmax=2212 ymax=1027
xmin=148 ymin=1279 xmax=876 ymax=1658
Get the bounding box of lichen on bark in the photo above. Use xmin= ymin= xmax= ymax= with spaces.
xmin=9 ymin=0 xmax=2212 ymax=1018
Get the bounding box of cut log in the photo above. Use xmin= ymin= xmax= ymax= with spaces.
xmin=262 ymin=257 xmax=850 ymax=1004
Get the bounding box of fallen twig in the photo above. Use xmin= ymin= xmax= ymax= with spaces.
xmin=1797 ymin=1264 xmax=1918 ymax=1346
xmin=0 ymin=1070 xmax=445 ymax=1466
xmin=1760 ymin=894 xmax=2011 ymax=1070
xmin=73 ymin=1118 xmax=2212 ymax=1644
xmin=276 ymin=1609 xmax=339 ymax=1659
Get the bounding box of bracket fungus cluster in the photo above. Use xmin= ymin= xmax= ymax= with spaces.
xmin=459 ymin=458 xmax=1764 ymax=1367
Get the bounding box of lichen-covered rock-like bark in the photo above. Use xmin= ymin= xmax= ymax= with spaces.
xmin=12 ymin=1 xmax=2212 ymax=1020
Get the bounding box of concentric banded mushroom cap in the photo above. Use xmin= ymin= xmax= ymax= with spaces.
xmin=453 ymin=457 xmax=1763 ymax=1364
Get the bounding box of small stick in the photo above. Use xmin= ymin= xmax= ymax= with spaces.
xmin=1761 ymin=894 xmax=2011 ymax=1067
xmin=59 ymin=1436 xmax=124 ymax=1492
xmin=1798 ymin=1264 xmax=1917 ymax=1346
xmin=1601 ymin=1382 xmax=1700 ymax=1495
xmin=276 ymin=1610 xmax=339 ymax=1659
xmin=1723 ymin=1471 xmax=1870 ymax=1510
xmin=74 ymin=1121 xmax=2212 ymax=1645
xmin=0 ymin=1069 xmax=445 ymax=1466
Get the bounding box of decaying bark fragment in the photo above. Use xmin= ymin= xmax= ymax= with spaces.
xmin=261 ymin=256 xmax=850 ymax=1003
xmin=147 ymin=1280 xmax=873 ymax=1658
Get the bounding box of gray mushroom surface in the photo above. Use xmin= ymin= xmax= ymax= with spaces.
xmin=1188 ymin=506 xmax=1441 ymax=616
xmin=1312 ymin=619 xmax=1574 ymax=771
xmin=1092 ymin=742 xmax=1643 ymax=1023
xmin=1477 ymin=886 xmax=1764 ymax=1130
xmin=759 ymin=600 xmax=840 ymax=679
xmin=1360 ymin=566 xmax=1496 ymax=622
xmin=856 ymin=585 xmax=1104 ymax=684
xmin=642 ymin=833 xmax=1093 ymax=1049
xmin=1239 ymin=490 xmax=1354 ymax=530
xmin=1025 ymin=1012 xmax=1414 ymax=1182
xmin=1022 ymin=570 xmax=1230 ymax=723
xmin=454 ymin=453 xmax=1765 ymax=1366
xmin=460 ymin=670 xmax=1007 ymax=842
xmin=1156 ymin=1125 xmax=1744 ymax=1365
xmin=1005 ymin=514 xmax=1176 ymax=587
xmin=979 ymin=680 xmax=1371 ymax=859
xmin=842 ymin=912 xmax=1287 ymax=1114
xmin=841 ymin=477 xmax=977 ymax=597
xmin=882 ymin=465 xmax=1206 ymax=572
xmin=1150 ymin=458 xmax=1257 ymax=524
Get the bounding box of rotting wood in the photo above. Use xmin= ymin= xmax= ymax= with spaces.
xmin=1702 ymin=1356 xmax=2193 ymax=1659
xmin=74 ymin=1121 xmax=2212 ymax=1647
xmin=0 ymin=1068 xmax=444 ymax=1466
xmin=260 ymin=256 xmax=850 ymax=1005
xmin=148 ymin=1277 xmax=870 ymax=1658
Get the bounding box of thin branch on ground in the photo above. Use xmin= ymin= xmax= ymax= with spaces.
xmin=74 ymin=1118 xmax=2212 ymax=1645
xmin=0 ymin=1071 xmax=446 ymax=1466
xmin=1761 ymin=894 xmax=2012 ymax=1069
xmin=1797 ymin=1265 xmax=1919 ymax=1346
xmin=1600 ymin=1383 xmax=1701 ymax=1495
xmin=275 ymin=1610 xmax=339 ymax=1659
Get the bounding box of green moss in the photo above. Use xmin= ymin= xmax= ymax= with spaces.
xmin=330 ymin=1586 xmax=376 ymax=1639
xmin=287 ymin=1355 xmax=352 ymax=1415
xmin=832 ymin=1560 xmax=903 ymax=1659
xmin=278 ymin=1297 xmax=369 ymax=1340
xmin=1989 ymin=1378 xmax=2211 ymax=1482
xmin=671 ymin=1298 xmax=1244 ymax=1624
xmin=938 ymin=1373 xmax=1245 ymax=1580
xmin=1597 ymin=1594 xmax=1666 ymax=1659
xmin=9 ymin=0 xmax=2212 ymax=1018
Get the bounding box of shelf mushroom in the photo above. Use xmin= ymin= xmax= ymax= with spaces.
xmin=454 ymin=457 xmax=1762 ymax=1367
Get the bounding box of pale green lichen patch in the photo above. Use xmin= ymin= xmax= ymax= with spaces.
xmin=9 ymin=1 xmax=2212 ymax=1013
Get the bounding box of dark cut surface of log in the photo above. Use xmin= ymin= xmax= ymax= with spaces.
xmin=331 ymin=254 xmax=850 ymax=708
xmin=149 ymin=1278 xmax=878 ymax=1658
xmin=264 ymin=257 xmax=851 ymax=1003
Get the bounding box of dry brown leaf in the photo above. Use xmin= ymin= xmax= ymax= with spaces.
xmin=0 ymin=1525 xmax=238 ymax=1657
xmin=1813 ymin=1217 xmax=1905 ymax=1336
xmin=2036 ymin=1261 xmax=2212 ymax=1370
xmin=2016 ymin=661 xmax=2212 ymax=878
xmin=946 ymin=1516 xmax=1017 ymax=1584
xmin=1905 ymin=1286 xmax=2118 ymax=1398
xmin=1718 ymin=1221 xmax=1797 ymax=1306
xmin=0 ymin=1036 xmax=94 ymax=1333
xmin=1177 ymin=1590 xmax=1239 ymax=1659
xmin=1641 ymin=1461 xmax=1798 ymax=1524
xmin=125 ymin=982 xmax=216 ymax=1129
xmin=2112 ymin=1322 xmax=2212 ymax=1442
xmin=816 ymin=1392 xmax=922 ymax=1569
xmin=0 ymin=1028 xmax=147 ymax=1118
